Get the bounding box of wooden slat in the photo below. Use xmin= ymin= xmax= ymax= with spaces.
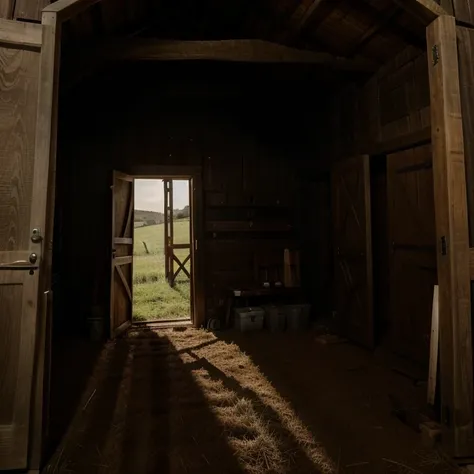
xmin=0 ymin=0 xmax=14 ymax=19
xmin=427 ymin=14 xmax=474 ymax=457
xmin=114 ymin=256 xmax=132 ymax=266
xmin=115 ymin=264 xmax=132 ymax=302
xmin=114 ymin=237 xmax=133 ymax=245
xmin=14 ymin=0 xmax=48 ymax=22
xmin=453 ymin=0 xmax=474 ymax=26
xmin=394 ymin=0 xmax=448 ymax=24
xmin=171 ymin=243 xmax=191 ymax=249
xmin=0 ymin=18 xmax=42 ymax=48
xmin=42 ymin=0 xmax=100 ymax=22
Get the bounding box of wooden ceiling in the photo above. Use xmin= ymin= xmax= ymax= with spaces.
xmin=139 ymin=0 xmax=428 ymax=65
xmin=1 ymin=0 xmax=432 ymax=63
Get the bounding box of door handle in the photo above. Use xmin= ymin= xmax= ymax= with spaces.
xmin=0 ymin=261 xmax=39 ymax=270
xmin=0 ymin=253 xmax=39 ymax=271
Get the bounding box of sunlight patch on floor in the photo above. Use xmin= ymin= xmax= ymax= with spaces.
xmin=165 ymin=329 xmax=336 ymax=474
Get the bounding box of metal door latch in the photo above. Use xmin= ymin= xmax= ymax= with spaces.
xmin=432 ymin=44 xmax=440 ymax=66
xmin=31 ymin=228 xmax=43 ymax=244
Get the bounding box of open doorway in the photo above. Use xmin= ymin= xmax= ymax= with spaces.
xmin=133 ymin=178 xmax=192 ymax=323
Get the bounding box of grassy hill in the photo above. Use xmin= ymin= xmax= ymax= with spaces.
xmin=135 ymin=210 xmax=164 ymax=225
xmin=133 ymin=218 xmax=191 ymax=321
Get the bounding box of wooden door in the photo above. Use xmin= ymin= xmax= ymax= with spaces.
xmin=190 ymin=173 xmax=205 ymax=328
xmin=332 ymin=155 xmax=374 ymax=348
xmin=387 ymin=144 xmax=437 ymax=365
xmin=110 ymin=172 xmax=134 ymax=337
xmin=0 ymin=17 xmax=58 ymax=471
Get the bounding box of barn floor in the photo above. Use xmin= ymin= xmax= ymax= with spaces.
xmin=43 ymin=328 xmax=463 ymax=474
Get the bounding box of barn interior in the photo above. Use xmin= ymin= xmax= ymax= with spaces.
xmin=4 ymin=0 xmax=466 ymax=472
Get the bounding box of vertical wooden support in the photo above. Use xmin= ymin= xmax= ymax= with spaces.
xmin=29 ymin=10 xmax=61 ymax=470
xmin=427 ymin=15 xmax=474 ymax=457
xmin=163 ymin=179 xmax=175 ymax=286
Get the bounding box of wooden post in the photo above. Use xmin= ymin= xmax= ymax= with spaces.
xmin=427 ymin=15 xmax=474 ymax=457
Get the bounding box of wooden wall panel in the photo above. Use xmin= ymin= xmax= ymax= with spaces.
xmin=0 ymin=0 xmax=14 ymax=19
xmin=453 ymin=0 xmax=474 ymax=26
xmin=0 ymin=47 xmax=39 ymax=251
xmin=329 ymin=46 xmax=430 ymax=160
xmin=14 ymin=0 xmax=49 ymax=21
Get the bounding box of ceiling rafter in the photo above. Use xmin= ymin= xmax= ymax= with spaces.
xmin=348 ymin=5 xmax=403 ymax=57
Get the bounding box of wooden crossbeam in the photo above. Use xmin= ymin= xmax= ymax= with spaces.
xmin=60 ymin=38 xmax=378 ymax=91
xmin=172 ymin=254 xmax=191 ymax=282
xmin=106 ymin=39 xmax=377 ymax=71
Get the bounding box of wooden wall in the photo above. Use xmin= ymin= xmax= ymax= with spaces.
xmin=55 ymin=61 xmax=329 ymax=330
xmin=328 ymin=46 xmax=431 ymax=160
xmin=320 ymin=45 xmax=435 ymax=364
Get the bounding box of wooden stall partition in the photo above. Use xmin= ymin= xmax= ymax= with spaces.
xmin=427 ymin=14 xmax=474 ymax=457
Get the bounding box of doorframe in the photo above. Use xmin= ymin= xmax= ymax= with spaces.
xmin=426 ymin=15 xmax=474 ymax=457
xmin=131 ymin=166 xmax=204 ymax=329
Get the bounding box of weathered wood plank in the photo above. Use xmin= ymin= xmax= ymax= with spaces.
xmin=14 ymin=0 xmax=49 ymax=22
xmin=0 ymin=18 xmax=42 ymax=49
xmin=453 ymin=0 xmax=474 ymax=26
xmin=0 ymin=0 xmax=14 ymax=20
xmin=426 ymin=14 xmax=474 ymax=457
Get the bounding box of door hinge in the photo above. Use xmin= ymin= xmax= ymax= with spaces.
xmin=195 ymin=240 xmax=198 ymax=251
xmin=441 ymin=236 xmax=447 ymax=256
xmin=432 ymin=44 xmax=440 ymax=66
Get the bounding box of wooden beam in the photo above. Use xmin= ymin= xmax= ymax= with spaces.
xmin=426 ymin=14 xmax=474 ymax=457
xmin=42 ymin=0 xmax=100 ymax=22
xmin=103 ymin=39 xmax=378 ymax=71
xmin=0 ymin=18 xmax=42 ymax=49
xmin=394 ymin=0 xmax=448 ymax=25
xmin=284 ymin=0 xmax=326 ymax=40
xmin=29 ymin=9 xmax=61 ymax=470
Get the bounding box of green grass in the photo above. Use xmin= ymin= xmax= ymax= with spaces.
xmin=133 ymin=219 xmax=191 ymax=321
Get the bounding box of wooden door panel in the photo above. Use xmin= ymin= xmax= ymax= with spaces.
xmin=0 ymin=26 xmax=56 ymax=470
xmin=0 ymin=270 xmax=38 ymax=469
xmin=387 ymin=144 xmax=436 ymax=364
xmin=110 ymin=172 xmax=134 ymax=337
xmin=332 ymin=155 xmax=373 ymax=348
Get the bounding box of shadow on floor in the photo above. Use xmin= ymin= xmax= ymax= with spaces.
xmin=43 ymin=328 xmax=244 ymax=474
xmin=217 ymin=330 xmax=457 ymax=474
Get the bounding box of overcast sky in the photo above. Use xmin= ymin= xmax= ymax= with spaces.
xmin=134 ymin=179 xmax=189 ymax=213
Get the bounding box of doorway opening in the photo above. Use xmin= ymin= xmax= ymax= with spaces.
xmin=133 ymin=178 xmax=192 ymax=323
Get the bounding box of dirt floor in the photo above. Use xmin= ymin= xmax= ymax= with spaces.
xmin=43 ymin=328 xmax=465 ymax=474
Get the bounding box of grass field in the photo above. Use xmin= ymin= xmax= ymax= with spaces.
xmin=133 ymin=218 xmax=191 ymax=321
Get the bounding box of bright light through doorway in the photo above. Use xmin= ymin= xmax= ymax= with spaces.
xmin=133 ymin=179 xmax=191 ymax=322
